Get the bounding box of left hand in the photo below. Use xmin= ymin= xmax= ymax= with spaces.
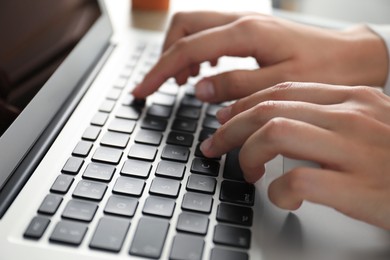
xmin=132 ymin=11 xmax=388 ymax=103
xmin=200 ymin=82 xmax=390 ymax=229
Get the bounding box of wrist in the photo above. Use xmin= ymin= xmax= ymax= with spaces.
xmin=338 ymin=25 xmax=388 ymax=88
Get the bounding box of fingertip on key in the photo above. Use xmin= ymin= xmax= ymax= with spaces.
xmin=131 ymin=84 xmax=143 ymax=98
xmin=200 ymin=137 xmax=213 ymax=157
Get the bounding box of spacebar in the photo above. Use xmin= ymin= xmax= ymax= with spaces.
xmin=129 ymin=217 xmax=170 ymax=259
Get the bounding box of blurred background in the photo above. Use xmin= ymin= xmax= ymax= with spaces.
xmin=273 ymin=0 xmax=390 ymax=26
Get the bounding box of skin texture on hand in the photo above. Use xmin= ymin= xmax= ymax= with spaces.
xmin=132 ymin=11 xmax=390 ymax=230
xmin=200 ymin=82 xmax=390 ymax=230
xmin=132 ymin=11 xmax=388 ymax=103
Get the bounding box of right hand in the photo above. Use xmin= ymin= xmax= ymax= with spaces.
xmin=200 ymin=82 xmax=390 ymax=229
xmin=132 ymin=11 xmax=388 ymax=103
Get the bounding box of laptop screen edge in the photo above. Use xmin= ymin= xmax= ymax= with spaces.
xmin=0 ymin=0 xmax=113 ymax=193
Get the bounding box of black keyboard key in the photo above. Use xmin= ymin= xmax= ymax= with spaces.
xmin=113 ymin=176 xmax=145 ymax=197
xmin=50 ymin=220 xmax=88 ymax=246
xmin=38 ymin=194 xmax=63 ymax=215
xmin=62 ymin=157 xmax=84 ymax=175
xmin=167 ymin=131 xmax=194 ymax=147
xmin=121 ymin=159 xmax=152 ymax=178
xmin=91 ymin=112 xmax=109 ymax=126
xmin=108 ymin=118 xmax=136 ymax=134
xmin=210 ymin=248 xmax=248 ymax=260
xmin=24 ymin=216 xmax=50 ymax=239
xmin=73 ymin=180 xmax=107 ymax=201
xmin=182 ymin=192 xmax=213 ymax=214
xmin=100 ymin=131 xmax=130 ymax=148
xmin=142 ymin=196 xmax=176 ymax=218
xmin=147 ymin=104 xmax=172 ymax=118
xmin=129 ymin=217 xmax=170 ymax=258
xmin=202 ymin=116 xmax=220 ymax=130
xmin=181 ymin=95 xmax=203 ymax=108
xmin=104 ymin=195 xmax=138 ymax=217
xmin=194 ymin=143 xmax=221 ymax=160
xmin=155 ymin=160 xmax=185 ymax=180
xmin=50 ymin=174 xmax=74 ymax=194
xmin=128 ymin=144 xmax=157 ymax=161
xmin=141 ymin=116 xmax=167 ymax=131
xmin=116 ymin=105 xmax=141 ymax=120
xmin=176 ymin=105 xmax=201 ymax=120
xmin=220 ymin=181 xmax=255 ymax=206
xmin=223 ymin=148 xmax=245 ymax=181
xmin=62 ymin=199 xmax=98 ymax=222
xmin=186 ymin=174 xmax=216 ymax=194
xmin=82 ymin=163 xmax=116 ymax=182
xmin=216 ymin=203 xmax=253 ymax=226
xmin=206 ymin=104 xmax=224 ymax=117
xmin=150 ymin=92 xmax=176 ymax=106
xmin=171 ymin=118 xmax=197 ymax=133
xmin=198 ymin=128 xmax=215 ymax=142
xmin=92 ymin=147 xmax=123 ymax=165
xmin=213 ymin=224 xmax=251 ymax=249
xmin=184 ymin=84 xmax=196 ymax=96
xmin=82 ymin=126 xmax=101 ymax=141
xmin=149 ymin=177 xmax=181 ymax=198
xmin=176 ymin=212 xmax=209 ymax=235
xmin=161 ymin=145 xmax=190 ymax=163
xmin=135 ymin=129 xmax=163 ymax=146
xmin=122 ymin=94 xmax=146 ymax=107
xmin=190 ymin=158 xmax=220 ymax=177
xmin=169 ymin=234 xmax=204 ymax=260
xmin=89 ymin=216 xmax=131 ymax=252
xmin=72 ymin=141 xmax=93 ymax=157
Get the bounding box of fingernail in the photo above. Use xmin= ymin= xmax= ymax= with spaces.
xmin=195 ymin=80 xmax=215 ymax=100
xmin=216 ymin=106 xmax=232 ymax=124
xmin=200 ymin=137 xmax=213 ymax=155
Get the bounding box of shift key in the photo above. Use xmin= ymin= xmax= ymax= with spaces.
xmin=129 ymin=217 xmax=169 ymax=258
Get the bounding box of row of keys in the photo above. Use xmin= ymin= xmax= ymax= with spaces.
xmin=61 ymin=162 xmax=253 ymax=204
xmin=45 ymin=177 xmax=253 ymax=226
xmin=25 ymin=215 xmax=249 ymax=260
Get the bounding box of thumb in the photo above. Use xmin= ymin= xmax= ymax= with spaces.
xmin=195 ymin=66 xmax=285 ymax=103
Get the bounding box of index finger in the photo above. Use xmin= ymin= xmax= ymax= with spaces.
xmin=216 ymin=82 xmax=351 ymax=124
xmin=132 ymin=19 xmax=260 ymax=98
xmin=163 ymin=11 xmax=242 ymax=52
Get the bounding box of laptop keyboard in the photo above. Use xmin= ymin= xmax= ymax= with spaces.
xmin=23 ymin=42 xmax=255 ymax=260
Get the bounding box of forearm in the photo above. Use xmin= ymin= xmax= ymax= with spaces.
xmin=336 ymin=25 xmax=388 ymax=89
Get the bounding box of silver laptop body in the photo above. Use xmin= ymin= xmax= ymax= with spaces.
xmin=0 ymin=1 xmax=389 ymax=259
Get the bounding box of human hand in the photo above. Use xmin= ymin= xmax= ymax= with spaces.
xmin=200 ymin=82 xmax=390 ymax=229
xmin=132 ymin=11 xmax=388 ymax=103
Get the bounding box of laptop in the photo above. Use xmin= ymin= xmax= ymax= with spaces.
xmin=1 ymin=0 xmax=389 ymax=259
